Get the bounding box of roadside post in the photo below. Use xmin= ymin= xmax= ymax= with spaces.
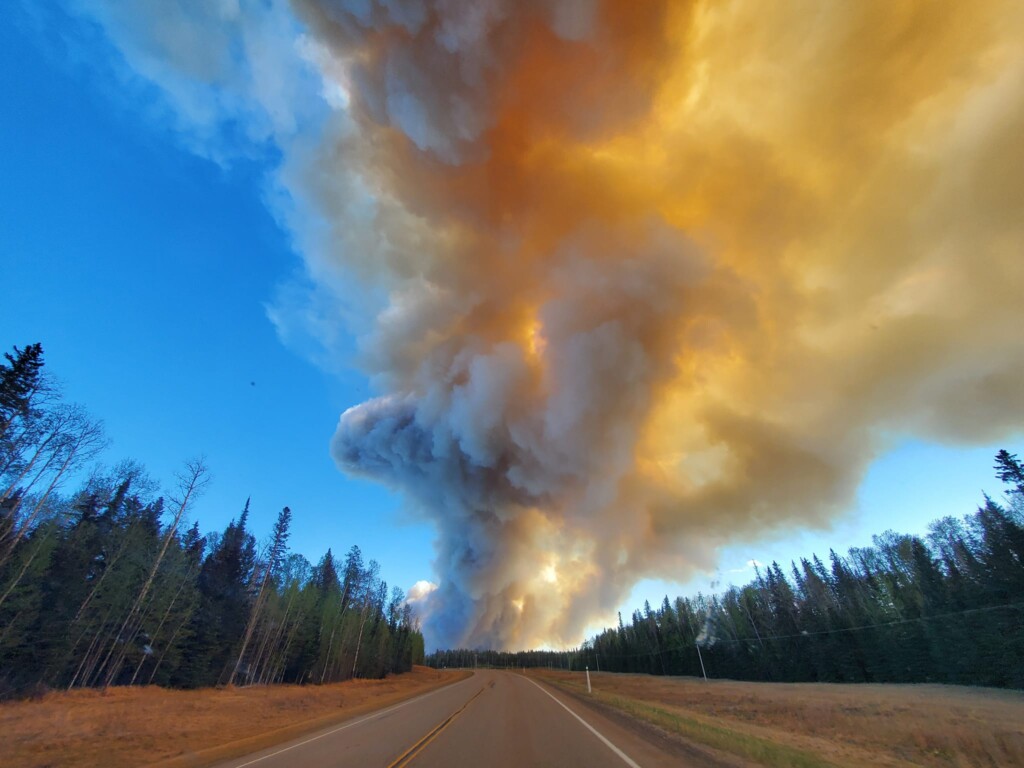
xmin=586 ymin=665 xmax=592 ymax=694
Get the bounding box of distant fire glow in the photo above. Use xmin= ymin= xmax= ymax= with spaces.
xmin=319 ymin=1 xmax=1024 ymax=649
xmin=80 ymin=0 xmax=1024 ymax=649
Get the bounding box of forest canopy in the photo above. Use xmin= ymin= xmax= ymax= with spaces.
xmin=0 ymin=343 xmax=424 ymax=698
xmin=430 ymin=452 xmax=1024 ymax=689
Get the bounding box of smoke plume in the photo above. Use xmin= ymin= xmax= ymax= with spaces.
xmin=70 ymin=0 xmax=1024 ymax=648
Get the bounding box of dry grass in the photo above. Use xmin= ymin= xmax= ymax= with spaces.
xmin=531 ymin=670 xmax=1024 ymax=768
xmin=0 ymin=667 xmax=469 ymax=768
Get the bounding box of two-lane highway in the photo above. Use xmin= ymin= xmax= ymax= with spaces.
xmin=211 ymin=671 xmax=687 ymax=767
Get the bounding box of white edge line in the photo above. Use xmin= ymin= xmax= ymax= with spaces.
xmin=523 ymin=677 xmax=642 ymax=768
xmin=229 ymin=674 xmax=476 ymax=767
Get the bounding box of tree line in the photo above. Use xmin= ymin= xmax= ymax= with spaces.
xmin=426 ymin=647 xmax=576 ymax=671
xmin=0 ymin=343 xmax=424 ymax=698
xmin=583 ymin=450 xmax=1023 ymax=688
xmin=430 ymin=453 xmax=1024 ymax=689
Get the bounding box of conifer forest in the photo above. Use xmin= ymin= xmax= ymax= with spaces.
xmin=581 ymin=452 xmax=1023 ymax=688
xmin=3 ymin=341 xmax=1023 ymax=697
xmin=0 ymin=343 xmax=424 ymax=698
xmin=430 ymin=452 xmax=1024 ymax=689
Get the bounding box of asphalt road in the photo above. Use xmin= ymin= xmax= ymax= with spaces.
xmin=211 ymin=670 xmax=688 ymax=767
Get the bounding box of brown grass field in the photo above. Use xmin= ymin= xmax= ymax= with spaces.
xmin=530 ymin=669 xmax=1024 ymax=767
xmin=0 ymin=666 xmax=469 ymax=768
xmin=5 ymin=667 xmax=1022 ymax=767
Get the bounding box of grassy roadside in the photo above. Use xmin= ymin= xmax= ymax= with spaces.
xmin=541 ymin=674 xmax=834 ymax=768
xmin=1 ymin=667 xmax=471 ymax=768
xmin=530 ymin=670 xmax=1024 ymax=768
xmin=597 ymin=690 xmax=833 ymax=768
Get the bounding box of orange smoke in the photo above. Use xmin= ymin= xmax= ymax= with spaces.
xmin=294 ymin=0 xmax=1024 ymax=648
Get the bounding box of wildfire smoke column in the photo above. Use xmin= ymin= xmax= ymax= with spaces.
xmin=297 ymin=1 xmax=1024 ymax=649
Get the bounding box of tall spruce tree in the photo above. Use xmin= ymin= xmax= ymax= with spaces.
xmin=0 ymin=343 xmax=44 ymax=439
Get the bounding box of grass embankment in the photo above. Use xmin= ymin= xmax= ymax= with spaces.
xmin=1 ymin=666 xmax=470 ymax=768
xmin=531 ymin=669 xmax=1024 ymax=768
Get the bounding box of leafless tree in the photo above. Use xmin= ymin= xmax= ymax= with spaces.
xmin=100 ymin=458 xmax=209 ymax=687
xmin=0 ymin=406 xmax=106 ymax=572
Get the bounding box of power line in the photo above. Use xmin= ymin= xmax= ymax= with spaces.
xmin=709 ymin=600 xmax=1024 ymax=647
xmin=584 ymin=600 xmax=1024 ymax=658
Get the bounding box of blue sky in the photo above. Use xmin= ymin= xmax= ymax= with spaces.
xmin=2 ymin=5 xmax=1021 ymax=648
xmin=1 ymin=8 xmax=435 ymax=588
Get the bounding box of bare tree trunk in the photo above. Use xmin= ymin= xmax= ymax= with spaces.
xmin=248 ymin=607 xmax=277 ymax=685
xmin=260 ymin=589 xmax=296 ymax=684
xmin=0 ymin=526 xmax=53 ymax=610
xmin=147 ymin=601 xmax=195 ymax=686
xmin=0 ymin=421 xmax=40 ymax=478
xmin=100 ymin=459 xmax=208 ymax=688
xmin=0 ymin=448 xmax=76 ymax=566
xmin=256 ymin=623 xmax=283 ymax=685
xmin=0 ymin=610 xmax=22 ymax=648
xmin=228 ymin=562 xmax=271 ymax=686
xmin=230 ymin=507 xmax=291 ymax=686
xmin=319 ymin=617 xmax=339 ymax=684
xmin=67 ymin=601 xmax=119 ymax=689
xmin=268 ymin=597 xmax=305 ymax=685
xmin=1 ymin=393 xmax=85 ymax=505
xmin=350 ymin=602 xmax=371 ymax=678
xmin=0 ymin=415 xmax=104 ymax=567
xmin=129 ymin=565 xmax=193 ymax=686
xmin=0 ymin=376 xmax=48 ymax=442
xmin=70 ymin=515 xmax=147 ymax=625
xmin=0 ymin=420 xmax=65 ymax=503
xmin=255 ymin=588 xmax=295 ymax=685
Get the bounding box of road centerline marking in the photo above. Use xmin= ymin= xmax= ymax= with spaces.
xmin=523 ymin=676 xmax=643 ymax=768
xmin=386 ymin=685 xmax=487 ymax=768
xmin=227 ymin=675 xmax=475 ymax=767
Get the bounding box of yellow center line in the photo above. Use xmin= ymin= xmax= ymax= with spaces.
xmin=386 ymin=685 xmax=487 ymax=768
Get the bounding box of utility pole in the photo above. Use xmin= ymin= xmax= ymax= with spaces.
xmin=695 ymin=644 xmax=708 ymax=682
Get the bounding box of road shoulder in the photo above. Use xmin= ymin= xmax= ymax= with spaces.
xmin=527 ymin=672 xmax=757 ymax=768
xmin=148 ymin=670 xmax=474 ymax=768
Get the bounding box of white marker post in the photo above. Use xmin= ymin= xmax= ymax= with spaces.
xmin=586 ymin=665 xmax=592 ymax=694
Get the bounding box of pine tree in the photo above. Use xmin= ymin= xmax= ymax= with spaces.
xmin=994 ymin=450 xmax=1024 ymax=496
xmin=176 ymin=499 xmax=254 ymax=688
xmin=230 ymin=506 xmax=292 ymax=685
xmin=0 ymin=343 xmax=44 ymax=439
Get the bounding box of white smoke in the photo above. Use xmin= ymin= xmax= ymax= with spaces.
xmin=53 ymin=0 xmax=1024 ymax=651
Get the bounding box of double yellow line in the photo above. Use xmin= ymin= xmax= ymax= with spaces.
xmin=386 ymin=686 xmax=487 ymax=768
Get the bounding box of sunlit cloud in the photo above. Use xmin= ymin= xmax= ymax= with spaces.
xmin=73 ymin=0 xmax=1024 ymax=649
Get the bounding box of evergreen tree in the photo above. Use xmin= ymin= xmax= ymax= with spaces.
xmin=0 ymin=343 xmax=44 ymax=438
xmin=0 ymin=348 xmax=424 ymax=696
xmin=230 ymin=506 xmax=292 ymax=685
xmin=432 ymin=450 xmax=1024 ymax=692
xmin=176 ymin=502 xmax=255 ymax=687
